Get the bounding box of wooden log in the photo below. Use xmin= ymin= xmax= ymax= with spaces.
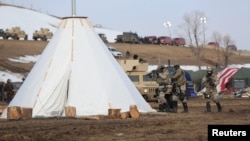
xmin=120 ymin=112 xmax=129 ymax=119
xmin=108 ymin=109 xmax=121 ymax=118
xmin=129 ymin=105 xmax=140 ymax=119
xmin=65 ymin=106 xmax=76 ymax=117
xmin=0 ymin=105 xmax=7 ymax=115
xmin=7 ymin=106 xmax=22 ymax=120
xmin=21 ymin=107 xmax=32 ymax=120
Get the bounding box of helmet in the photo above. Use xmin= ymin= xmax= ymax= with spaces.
xmin=173 ymin=64 xmax=180 ymax=70
xmin=207 ymin=67 xmax=213 ymax=75
xmin=158 ymin=65 xmax=165 ymax=69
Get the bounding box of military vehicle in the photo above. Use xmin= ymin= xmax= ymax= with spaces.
xmin=117 ymin=58 xmax=158 ymax=102
xmin=0 ymin=29 xmax=4 ymax=39
xmin=115 ymin=32 xmax=141 ymax=44
xmin=33 ymin=28 xmax=53 ymax=41
xmin=98 ymin=33 xmax=108 ymax=43
xmin=3 ymin=26 xmax=28 ymax=40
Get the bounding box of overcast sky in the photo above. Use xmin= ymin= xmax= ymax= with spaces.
xmin=1 ymin=0 xmax=250 ymax=50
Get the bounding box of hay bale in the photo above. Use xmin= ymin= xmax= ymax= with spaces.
xmin=129 ymin=105 xmax=140 ymax=119
xmin=21 ymin=107 xmax=32 ymax=120
xmin=7 ymin=106 xmax=22 ymax=120
xmin=65 ymin=106 xmax=76 ymax=117
xmin=108 ymin=109 xmax=121 ymax=118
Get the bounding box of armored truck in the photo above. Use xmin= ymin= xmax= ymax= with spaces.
xmin=98 ymin=33 xmax=108 ymax=43
xmin=3 ymin=26 xmax=28 ymax=40
xmin=117 ymin=59 xmax=158 ymax=102
xmin=0 ymin=29 xmax=4 ymax=39
xmin=33 ymin=28 xmax=53 ymax=41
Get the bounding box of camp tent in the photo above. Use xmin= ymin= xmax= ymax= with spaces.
xmin=1 ymin=16 xmax=155 ymax=119
xmin=187 ymin=67 xmax=224 ymax=92
xmin=184 ymin=71 xmax=196 ymax=97
xmin=226 ymin=67 xmax=250 ymax=90
xmin=186 ymin=70 xmax=206 ymax=92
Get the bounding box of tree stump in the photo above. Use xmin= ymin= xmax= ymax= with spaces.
xmin=65 ymin=106 xmax=76 ymax=117
xmin=108 ymin=109 xmax=121 ymax=118
xmin=7 ymin=106 xmax=22 ymax=120
xmin=21 ymin=107 xmax=32 ymax=120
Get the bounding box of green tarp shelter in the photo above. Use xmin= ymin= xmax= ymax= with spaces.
xmin=227 ymin=67 xmax=250 ymax=89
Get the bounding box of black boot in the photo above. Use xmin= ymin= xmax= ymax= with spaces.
xmin=206 ymin=102 xmax=211 ymax=112
xmin=181 ymin=103 xmax=188 ymax=113
xmin=216 ymin=102 xmax=222 ymax=112
xmin=171 ymin=101 xmax=178 ymax=113
xmin=163 ymin=102 xmax=169 ymax=112
xmin=159 ymin=104 xmax=164 ymax=112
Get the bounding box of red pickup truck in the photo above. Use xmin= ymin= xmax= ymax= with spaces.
xmin=157 ymin=36 xmax=172 ymax=45
xmin=172 ymin=37 xmax=185 ymax=46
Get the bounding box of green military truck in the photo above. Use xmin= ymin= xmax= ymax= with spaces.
xmin=117 ymin=59 xmax=158 ymax=102
xmin=115 ymin=32 xmax=141 ymax=44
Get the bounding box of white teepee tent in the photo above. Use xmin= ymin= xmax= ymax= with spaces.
xmin=1 ymin=17 xmax=155 ymax=118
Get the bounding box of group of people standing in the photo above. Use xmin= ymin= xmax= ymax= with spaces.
xmin=151 ymin=64 xmax=222 ymax=113
xmin=0 ymin=79 xmax=14 ymax=103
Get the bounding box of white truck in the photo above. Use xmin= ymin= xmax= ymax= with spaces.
xmin=108 ymin=46 xmax=123 ymax=58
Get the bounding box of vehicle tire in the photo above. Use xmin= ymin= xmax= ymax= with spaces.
xmin=13 ymin=35 xmax=17 ymax=40
xmin=142 ymin=95 xmax=149 ymax=101
xmin=24 ymin=35 xmax=28 ymax=40
xmin=3 ymin=35 xmax=7 ymax=40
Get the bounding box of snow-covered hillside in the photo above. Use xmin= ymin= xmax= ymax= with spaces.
xmin=0 ymin=6 xmax=60 ymax=40
xmin=0 ymin=5 xmax=122 ymax=42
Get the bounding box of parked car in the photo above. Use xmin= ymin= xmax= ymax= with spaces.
xmin=157 ymin=36 xmax=172 ymax=45
xmin=208 ymin=42 xmax=219 ymax=47
xmin=227 ymin=44 xmax=237 ymax=51
xmin=108 ymin=46 xmax=123 ymax=58
xmin=143 ymin=36 xmax=157 ymax=44
xmin=172 ymin=37 xmax=185 ymax=46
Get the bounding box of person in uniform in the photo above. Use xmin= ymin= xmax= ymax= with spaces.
xmin=201 ymin=67 xmax=222 ymax=112
xmin=0 ymin=81 xmax=5 ymax=101
xmin=4 ymin=79 xmax=14 ymax=103
xmin=171 ymin=65 xmax=189 ymax=113
xmin=154 ymin=65 xmax=172 ymax=112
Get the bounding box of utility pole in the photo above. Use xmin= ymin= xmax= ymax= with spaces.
xmin=163 ymin=21 xmax=172 ymax=38
xmin=72 ymin=0 xmax=76 ymax=17
xmin=200 ymin=17 xmax=206 ymax=45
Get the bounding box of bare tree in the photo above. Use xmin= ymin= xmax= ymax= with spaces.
xmin=222 ymin=34 xmax=234 ymax=67
xmin=211 ymin=31 xmax=222 ymax=67
xmin=179 ymin=10 xmax=205 ymax=69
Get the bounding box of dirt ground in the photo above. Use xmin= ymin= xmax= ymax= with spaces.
xmin=1 ymin=96 xmax=250 ymax=141
xmin=0 ymin=41 xmax=250 ymax=141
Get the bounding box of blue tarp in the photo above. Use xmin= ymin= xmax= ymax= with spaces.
xmin=184 ymin=71 xmax=197 ymax=97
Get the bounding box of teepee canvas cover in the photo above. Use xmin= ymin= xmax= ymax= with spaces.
xmin=1 ymin=17 xmax=155 ymax=118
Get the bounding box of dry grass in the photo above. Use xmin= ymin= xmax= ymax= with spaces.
xmin=0 ymin=40 xmax=250 ymax=75
xmin=108 ymin=43 xmax=250 ymax=66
